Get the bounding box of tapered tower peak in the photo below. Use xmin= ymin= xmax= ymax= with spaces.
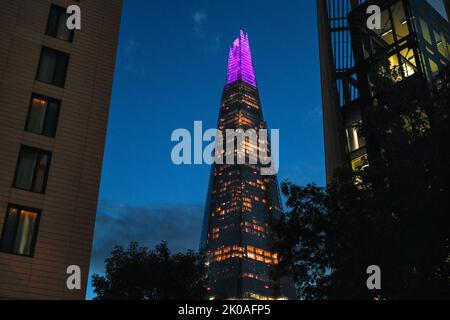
xmin=202 ymin=28 xmax=295 ymax=300
xmin=226 ymin=29 xmax=257 ymax=87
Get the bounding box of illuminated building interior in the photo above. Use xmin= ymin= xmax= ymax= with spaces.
xmin=348 ymin=0 xmax=450 ymax=170
xmin=318 ymin=0 xmax=450 ymax=177
xmin=200 ymin=29 xmax=295 ymax=300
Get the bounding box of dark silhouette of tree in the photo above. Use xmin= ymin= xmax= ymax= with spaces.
xmin=274 ymin=65 xmax=450 ymax=300
xmin=92 ymin=241 xmax=208 ymax=300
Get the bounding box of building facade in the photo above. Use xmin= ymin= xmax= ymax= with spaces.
xmin=317 ymin=0 xmax=450 ymax=183
xmin=0 ymin=0 xmax=122 ymax=299
xmin=201 ymin=30 xmax=295 ymax=300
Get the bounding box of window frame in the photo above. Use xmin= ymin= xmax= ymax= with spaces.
xmin=35 ymin=46 xmax=70 ymax=88
xmin=45 ymin=4 xmax=75 ymax=43
xmin=0 ymin=204 xmax=42 ymax=258
xmin=13 ymin=145 xmax=52 ymax=194
xmin=25 ymin=93 xmax=61 ymax=138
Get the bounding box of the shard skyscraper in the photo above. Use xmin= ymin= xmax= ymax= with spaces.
xmin=201 ymin=29 xmax=295 ymax=300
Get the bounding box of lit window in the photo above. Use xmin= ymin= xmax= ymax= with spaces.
xmin=0 ymin=205 xmax=41 ymax=257
xmin=345 ymin=125 xmax=365 ymax=153
xmin=428 ymin=57 xmax=439 ymax=74
xmin=391 ymin=2 xmax=409 ymax=40
xmin=419 ymin=17 xmax=432 ymax=45
xmin=351 ymin=154 xmax=369 ymax=172
xmin=373 ymin=8 xmax=394 ymax=45
xmin=398 ymin=48 xmax=416 ymax=77
xmin=25 ymin=94 xmax=61 ymax=137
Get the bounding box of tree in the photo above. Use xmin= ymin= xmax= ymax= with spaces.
xmin=271 ymin=183 xmax=331 ymax=300
xmin=92 ymin=241 xmax=208 ymax=300
xmin=274 ymin=65 xmax=450 ymax=300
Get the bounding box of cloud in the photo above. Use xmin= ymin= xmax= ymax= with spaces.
xmin=191 ymin=10 xmax=222 ymax=53
xmin=120 ymin=37 xmax=144 ymax=75
xmin=89 ymin=202 xmax=204 ymax=272
xmin=193 ymin=11 xmax=207 ymax=37
xmin=307 ymin=105 xmax=323 ymax=121
xmin=193 ymin=11 xmax=207 ymax=24
xmin=208 ymin=35 xmax=222 ymax=53
xmin=124 ymin=38 xmax=137 ymax=56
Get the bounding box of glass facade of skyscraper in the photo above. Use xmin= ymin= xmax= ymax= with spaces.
xmin=201 ymin=30 xmax=295 ymax=300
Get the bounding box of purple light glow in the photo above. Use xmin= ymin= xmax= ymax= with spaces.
xmin=226 ymin=29 xmax=257 ymax=88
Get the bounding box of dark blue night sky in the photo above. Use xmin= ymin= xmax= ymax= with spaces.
xmin=87 ymin=0 xmax=447 ymax=299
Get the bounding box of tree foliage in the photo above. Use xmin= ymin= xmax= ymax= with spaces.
xmin=274 ymin=65 xmax=450 ymax=300
xmin=92 ymin=241 xmax=208 ymax=300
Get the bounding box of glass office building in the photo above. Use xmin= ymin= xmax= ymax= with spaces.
xmin=201 ymin=30 xmax=295 ymax=300
xmin=318 ymin=0 xmax=450 ymax=181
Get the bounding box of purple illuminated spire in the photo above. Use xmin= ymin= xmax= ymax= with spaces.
xmin=226 ymin=29 xmax=257 ymax=88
